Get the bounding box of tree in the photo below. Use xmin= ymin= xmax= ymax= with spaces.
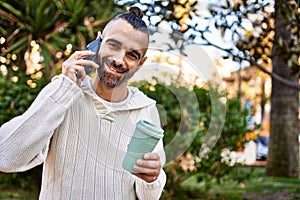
xmin=266 ymin=0 xmax=299 ymax=178
xmin=210 ymin=0 xmax=299 ymax=179
xmin=120 ymin=0 xmax=300 ymax=178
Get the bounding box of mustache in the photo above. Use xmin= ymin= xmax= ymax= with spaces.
xmin=102 ymin=58 xmax=129 ymax=73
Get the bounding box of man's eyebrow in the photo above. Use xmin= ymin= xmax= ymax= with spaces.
xmin=106 ymin=38 xmax=122 ymax=46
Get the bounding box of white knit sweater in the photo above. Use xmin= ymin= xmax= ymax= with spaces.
xmin=0 ymin=75 xmax=166 ymax=199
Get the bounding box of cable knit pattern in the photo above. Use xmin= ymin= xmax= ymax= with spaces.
xmin=0 ymin=75 xmax=166 ymax=200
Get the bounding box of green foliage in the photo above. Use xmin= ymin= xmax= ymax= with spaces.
xmin=0 ymin=166 xmax=42 ymax=190
xmin=0 ymin=64 xmax=46 ymax=126
xmin=132 ymin=80 xmax=250 ymax=198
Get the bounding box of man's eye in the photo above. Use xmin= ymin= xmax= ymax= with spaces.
xmin=126 ymin=52 xmax=139 ymax=60
xmin=109 ymin=43 xmax=119 ymax=49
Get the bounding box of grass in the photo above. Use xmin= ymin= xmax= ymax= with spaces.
xmin=242 ymin=168 xmax=300 ymax=200
xmin=0 ymin=167 xmax=41 ymax=200
xmin=1 ymin=167 xmax=300 ymax=200
xmin=0 ymin=190 xmax=39 ymax=200
xmin=177 ymin=167 xmax=300 ymax=200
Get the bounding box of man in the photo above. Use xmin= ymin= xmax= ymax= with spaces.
xmin=0 ymin=6 xmax=166 ymax=199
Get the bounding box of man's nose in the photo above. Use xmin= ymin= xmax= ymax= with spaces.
xmin=113 ymin=50 xmax=126 ymax=65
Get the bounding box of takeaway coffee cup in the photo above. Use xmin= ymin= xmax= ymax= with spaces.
xmin=122 ymin=120 xmax=164 ymax=173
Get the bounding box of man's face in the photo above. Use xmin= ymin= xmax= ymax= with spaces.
xmin=96 ymin=19 xmax=148 ymax=87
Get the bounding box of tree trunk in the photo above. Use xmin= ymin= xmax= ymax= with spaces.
xmin=266 ymin=0 xmax=299 ymax=178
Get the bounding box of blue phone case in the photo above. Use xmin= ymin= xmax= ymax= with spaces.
xmin=84 ymin=38 xmax=101 ymax=75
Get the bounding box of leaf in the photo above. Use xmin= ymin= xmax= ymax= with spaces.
xmin=4 ymin=36 xmax=28 ymax=54
xmin=0 ymin=1 xmax=26 ymax=22
xmin=47 ymin=34 xmax=68 ymax=50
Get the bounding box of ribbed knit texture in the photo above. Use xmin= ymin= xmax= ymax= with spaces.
xmin=0 ymin=75 xmax=166 ymax=200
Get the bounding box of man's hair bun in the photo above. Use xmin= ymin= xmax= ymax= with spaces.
xmin=112 ymin=6 xmax=148 ymax=34
xmin=128 ymin=6 xmax=144 ymax=19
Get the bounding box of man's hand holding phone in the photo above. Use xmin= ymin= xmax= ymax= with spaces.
xmin=62 ymin=50 xmax=99 ymax=85
xmin=62 ymin=38 xmax=101 ymax=85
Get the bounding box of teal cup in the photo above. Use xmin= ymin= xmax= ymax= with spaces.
xmin=122 ymin=120 xmax=164 ymax=173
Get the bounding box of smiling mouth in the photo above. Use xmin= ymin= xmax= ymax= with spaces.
xmin=105 ymin=60 xmax=128 ymax=74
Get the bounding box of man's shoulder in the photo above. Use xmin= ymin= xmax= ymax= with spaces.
xmin=128 ymin=86 xmax=154 ymax=100
xmin=127 ymin=86 xmax=156 ymax=107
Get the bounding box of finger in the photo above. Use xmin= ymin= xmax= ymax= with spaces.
xmin=70 ymin=50 xmax=96 ymax=61
xmin=63 ymin=63 xmax=84 ymax=75
xmin=134 ymin=173 xmax=158 ymax=183
xmin=135 ymin=158 xmax=161 ymax=170
xmin=62 ymin=64 xmax=85 ymax=82
xmin=75 ymin=59 xmax=99 ymax=69
xmin=97 ymin=31 xmax=103 ymax=39
xmin=133 ymin=158 xmax=161 ymax=176
xmin=133 ymin=164 xmax=161 ymax=175
xmin=74 ymin=59 xmax=98 ymax=80
xmin=143 ymin=153 xmax=160 ymax=160
xmin=133 ymin=153 xmax=161 ymax=173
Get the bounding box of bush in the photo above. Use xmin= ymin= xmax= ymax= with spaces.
xmin=0 ymin=58 xmax=46 ymax=195
xmin=0 ymin=63 xmax=47 ymax=126
xmin=133 ymin=80 xmax=250 ymax=199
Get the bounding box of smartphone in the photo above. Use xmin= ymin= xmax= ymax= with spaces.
xmin=84 ymin=38 xmax=101 ymax=75
xmin=76 ymin=38 xmax=101 ymax=79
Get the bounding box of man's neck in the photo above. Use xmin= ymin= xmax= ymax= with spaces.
xmin=91 ymin=78 xmax=128 ymax=102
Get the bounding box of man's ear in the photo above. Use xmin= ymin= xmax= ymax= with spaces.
xmin=138 ymin=56 xmax=147 ymax=67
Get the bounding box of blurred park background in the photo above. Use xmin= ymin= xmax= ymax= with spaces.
xmin=0 ymin=0 xmax=299 ymax=199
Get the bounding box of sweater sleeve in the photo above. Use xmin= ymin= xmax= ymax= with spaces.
xmin=0 ymin=75 xmax=82 ymax=172
xmin=135 ymin=167 xmax=167 ymax=200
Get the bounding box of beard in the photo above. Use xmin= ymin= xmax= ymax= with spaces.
xmin=96 ymin=57 xmax=137 ymax=88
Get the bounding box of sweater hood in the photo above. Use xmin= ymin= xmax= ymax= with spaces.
xmin=80 ymin=76 xmax=156 ymax=112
